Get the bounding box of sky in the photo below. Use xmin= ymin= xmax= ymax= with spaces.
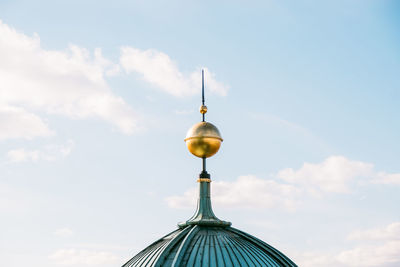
xmin=0 ymin=0 xmax=400 ymax=266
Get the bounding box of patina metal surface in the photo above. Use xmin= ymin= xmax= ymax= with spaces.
xmin=122 ymin=225 xmax=297 ymax=267
xmin=178 ymin=180 xmax=231 ymax=228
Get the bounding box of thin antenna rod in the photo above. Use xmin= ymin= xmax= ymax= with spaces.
xmin=201 ymin=69 xmax=207 ymax=175
xmin=202 ymin=69 xmax=205 ymax=105
xmin=201 ymin=69 xmax=205 ymax=122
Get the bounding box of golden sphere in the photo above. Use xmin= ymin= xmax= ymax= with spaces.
xmin=184 ymin=122 xmax=223 ymax=158
xmin=199 ymin=105 xmax=208 ymax=114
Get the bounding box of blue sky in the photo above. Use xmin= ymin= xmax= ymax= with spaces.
xmin=1 ymin=1 xmax=400 ymax=266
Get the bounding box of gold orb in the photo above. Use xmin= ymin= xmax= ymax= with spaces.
xmin=184 ymin=122 xmax=223 ymax=158
xmin=199 ymin=105 xmax=208 ymax=114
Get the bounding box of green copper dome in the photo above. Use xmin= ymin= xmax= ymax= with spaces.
xmin=123 ymin=225 xmax=296 ymax=267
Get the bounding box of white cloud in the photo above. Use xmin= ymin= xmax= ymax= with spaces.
xmin=165 ymin=187 xmax=197 ymax=209
xmin=167 ymin=156 xmax=400 ymax=212
xmin=7 ymin=149 xmax=40 ymax=163
xmin=291 ymin=251 xmax=341 ymax=267
xmin=278 ymin=156 xmax=374 ymax=194
xmin=293 ymin=245 xmax=400 ymax=267
xmin=373 ymin=172 xmax=400 ymax=185
xmin=293 ymin=222 xmax=400 ymax=267
xmin=337 ymin=241 xmax=400 ymax=267
xmin=0 ymin=105 xmax=53 ymax=140
xmin=6 ymin=139 xmax=75 ymax=163
xmin=277 ymin=156 xmax=400 ymax=193
xmin=166 ymin=175 xmax=301 ymax=211
xmin=120 ymin=47 xmax=229 ymax=97
xmin=49 ymin=249 xmax=120 ymax=265
xmin=54 ymin=227 xmax=74 ymax=238
xmin=347 ymin=222 xmax=400 ymax=241
xmin=0 ymin=20 xmax=138 ymax=137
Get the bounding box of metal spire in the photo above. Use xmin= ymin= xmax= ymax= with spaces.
xmin=201 ymin=69 xmax=207 ymax=177
xmin=198 ymin=69 xmax=210 ymax=177
xmin=202 ymin=69 xmax=205 ymax=122
xmin=180 ymin=70 xmax=230 ymax=228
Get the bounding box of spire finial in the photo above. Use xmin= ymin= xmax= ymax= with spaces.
xmin=181 ymin=70 xmax=230 ymax=228
xmin=185 ymin=70 xmax=221 ymax=164
xmin=200 ymin=69 xmax=208 ymax=122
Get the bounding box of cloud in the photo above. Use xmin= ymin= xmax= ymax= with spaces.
xmin=278 ymin=156 xmax=374 ymax=194
xmin=347 ymin=222 xmax=400 ymax=241
xmin=167 ymin=156 xmax=400 ymax=212
xmin=49 ymin=249 xmax=120 ymax=266
xmin=0 ymin=20 xmax=138 ymax=137
xmin=166 ymin=156 xmax=400 ymax=214
xmin=166 ymin=175 xmax=301 ymax=211
xmin=120 ymin=47 xmax=229 ymax=97
xmin=291 ymin=251 xmax=340 ymax=267
xmin=278 ymin=156 xmax=400 ymax=194
xmin=0 ymin=105 xmax=54 ymax=140
xmin=294 ymin=243 xmax=400 ymax=267
xmin=165 ymin=187 xmax=197 ymax=209
xmin=293 ymin=222 xmax=400 ymax=267
xmin=337 ymin=241 xmax=400 ymax=266
xmin=54 ymin=227 xmax=74 ymax=238
xmin=373 ymin=172 xmax=400 ymax=185
xmin=6 ymin=139 xmax=75 ymax=163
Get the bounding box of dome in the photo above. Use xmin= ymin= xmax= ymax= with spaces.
xmin=123 ymin=225 xmax=296 ymax=267
xmin=184 ymin=122 xmax=223 ymax=158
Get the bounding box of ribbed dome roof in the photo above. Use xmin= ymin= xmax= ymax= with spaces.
xmin=123 ymin=225 xmax=296 ymax=267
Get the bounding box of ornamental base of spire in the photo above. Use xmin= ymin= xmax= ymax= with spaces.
xmin=178 ymin=179 xmax=231 ymax=228
xmin=178 ymin=218 xmax=231 ymax=228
